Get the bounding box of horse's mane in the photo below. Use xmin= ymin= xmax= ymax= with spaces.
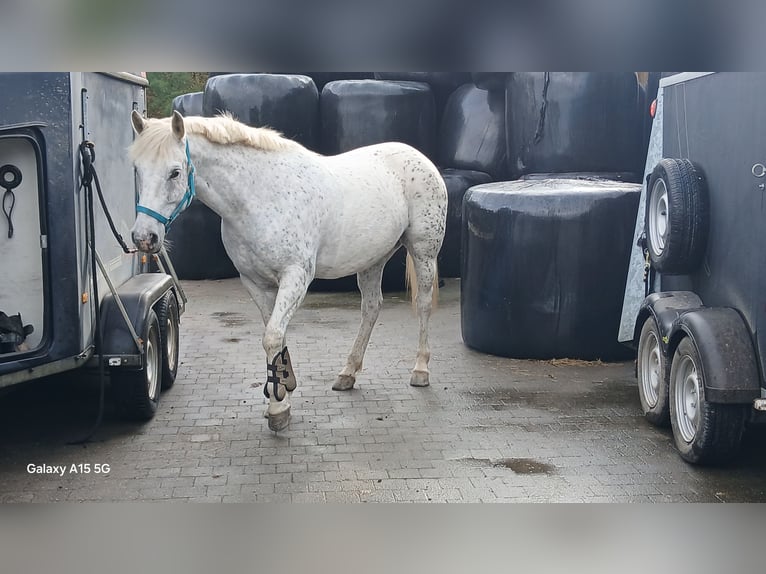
xmin=129 ymin=112 xmax=298 ymax=162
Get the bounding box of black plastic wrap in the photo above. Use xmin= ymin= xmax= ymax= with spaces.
xmin=320 ymin=80 xmax=436 ymax=157
xmin=505 ymin=73 xmax=644 ymax=178
xmin=171 ymin=92 xmax=203 ymax=117
xmin=438 ymin=84 xmax=506 ymax=179
xmin=374 ymin=73 xmax=470 ymax=122
xmin=203 ymin=73 xmax=319 ymax=150
xmin=438 ymin=168 xmax=492 ymax=278
xmin=165 ymin=199 xmax=239 ymax=280
xmin=461 ymin=178 xmax=641 ymax=360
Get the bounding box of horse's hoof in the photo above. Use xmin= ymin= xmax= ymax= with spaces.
xmin=409 ymin=370 xmax=430 ymax=387
xmin=332 ymin=374 xmax=356 ymax=391
xmin=267 ymin=407 xmax=290 ymax=432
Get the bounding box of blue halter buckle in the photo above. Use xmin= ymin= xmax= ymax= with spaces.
xmin=136 ymin=139 xmax=196 ymax=230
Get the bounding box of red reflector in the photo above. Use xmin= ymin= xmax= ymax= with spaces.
xmin=650 ymin=99 xmax=657 ymax=118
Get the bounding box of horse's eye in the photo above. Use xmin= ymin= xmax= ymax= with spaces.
xmin=169 ymin=169 xmax=181 ymax=180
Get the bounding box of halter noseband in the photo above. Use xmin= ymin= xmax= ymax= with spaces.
xmin=136 ymin=139 xmax=196 ymax=230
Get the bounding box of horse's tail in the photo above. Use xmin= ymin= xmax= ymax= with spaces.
xmin=405 ymin=252 xmax=438 ymax=309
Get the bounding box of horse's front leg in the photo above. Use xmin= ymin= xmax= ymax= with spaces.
xmin=262 ymin=264 xmax=313 ymax=431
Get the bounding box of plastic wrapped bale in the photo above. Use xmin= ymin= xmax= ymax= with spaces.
xmin=374 ymin=73 xmax=471 ymax=123
xmin=204 ymin=73 xmax=319 ymax=150
xmin=461 ymin=178 xmax=641 ymax=360
xmin=165 ymin=199 xmax=239 ymax=280
xmin=320 ymin=80 xmax=436 ymax=158
xmin=438 ymin=84 xmax=506 ymax=179
xmin=505 ymin=73 xmax=643 ymax=179
xmin=309 ymin=247 xmax=408 ymax=292
xmin=521 ymin=172 xmax=640 ymax=183
xmin=438 ymin=168 xmax=492 ymax=278
xmin=172 ymin=92 xmax=203 ymax=117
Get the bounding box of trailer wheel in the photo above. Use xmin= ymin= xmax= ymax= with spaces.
xmin=637 ymin=316 xmax=670 ymax=426
xmin=646 ymin=159 xmax=709 ymax=274
xmin=112 ymin=310 xmax=162 ymax=421
xmin=669 ymin=337 xmax=746 ymax=464
xmin=156 ymin=291 xmax=180 ymax=390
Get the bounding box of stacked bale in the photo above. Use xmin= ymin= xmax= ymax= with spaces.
xmin=373 ymin=73 xmax=471 ymax=125
xmin=171 ymin=92 xmax=203 ymax=117
xmin=461 ymin=179 xmax=641 ymax=360
xmin=505 ymin=72 xmax=643 ymax=179
xmin=438 ymin=169 xmax=492 ymax=278
xmin=204 ymin=73 xmax=319 ymax=150
xmin=320 ymin=79 xmax=436 ymax=157
xmin=434 ymin=82 xmax=507 ymax=277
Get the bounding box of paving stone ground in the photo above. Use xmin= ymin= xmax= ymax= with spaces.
xmin=1 ymin=278 xmax=765 ymax=502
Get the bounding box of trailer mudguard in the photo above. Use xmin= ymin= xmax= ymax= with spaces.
xmin=635 ymin=291 xmax=703 ymax=352
xmin=670 ymin=307 xmax=760 ymax=404
xmin=99 ymin=273 xmax=175 ymax=359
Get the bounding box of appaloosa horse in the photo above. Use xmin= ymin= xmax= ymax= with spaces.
xmin=128 ymin=110 xmax=447 ymax=431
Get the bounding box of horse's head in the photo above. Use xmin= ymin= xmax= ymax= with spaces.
xmin=129 ymin=110 xmax=195 ymax=253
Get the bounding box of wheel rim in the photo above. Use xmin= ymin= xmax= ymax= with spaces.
xmin=639 ymin=329 xmax=662 ymax=408
xmin=147 ymin=327 xmax=160 ymax=400
xmin=673 ymin=353 xmax=701 ymax=443
xmin=649 ymin=178 xmax=669 ymax=256
xmin=166 ymin=309 xmax=178 ymax=373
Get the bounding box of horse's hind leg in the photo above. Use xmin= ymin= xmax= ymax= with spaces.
xmin=333 ymin=260 xmax=386 ymax=391
xmin=261 ymin=264 xmax=313 ymax=431
xmin=407 ymin=252 xmax=438 ymax=387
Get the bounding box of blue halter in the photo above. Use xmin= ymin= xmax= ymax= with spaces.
xmin=136 ymin=139 xmax=196 ymax=229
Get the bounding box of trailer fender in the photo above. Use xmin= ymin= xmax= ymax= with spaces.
xmin=635 ymin=291 xmax=703 ymax=351
xmin=669 ymin=307 xmax=760 ymax=404
xmin=99 ymin=273 xmax=176 ymax=360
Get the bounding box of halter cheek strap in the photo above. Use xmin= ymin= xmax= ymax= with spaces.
xmin=136 ymin=139 xmax=196 ymax=230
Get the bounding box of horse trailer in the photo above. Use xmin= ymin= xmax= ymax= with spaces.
xmin=0 ymin=72 xmax=184 ymax=420
xmin=619 ymin=72 xmax=766 ymax=464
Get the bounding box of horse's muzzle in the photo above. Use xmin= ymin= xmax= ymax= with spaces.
xmin=131 ymin=231 xmax=161 ymax=254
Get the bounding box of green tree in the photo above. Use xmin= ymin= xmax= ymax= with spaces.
xmin=145 ymin=73 xmax=208 ymax=118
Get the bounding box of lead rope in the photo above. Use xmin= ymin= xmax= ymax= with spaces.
xmin=79 ymin=142 xmax=136 ymax=254
xmin=68 ymin=145 xmax=106 ymax=445
xmin=69 ymin=141 xmax=140 ymax=444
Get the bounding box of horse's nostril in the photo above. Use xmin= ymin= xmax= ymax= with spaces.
xmin=148 ymin=232 xmax=158 ymax=244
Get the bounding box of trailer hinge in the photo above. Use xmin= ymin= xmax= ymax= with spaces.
xmin=40 ymin=234 xmax=47 ymax=249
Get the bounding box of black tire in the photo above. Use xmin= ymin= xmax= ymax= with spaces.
xmin=156 ymin=291 xmax=180 ymax=390
xmin=112 ymin=310 xmax=162 ymax=421
xmin=668 ymin=337 xmax=747 ymax=464
xmin=636 ymin=316 xmax=670 ymax=427
xmin=645 ymin=158 xmax=709 ymax=274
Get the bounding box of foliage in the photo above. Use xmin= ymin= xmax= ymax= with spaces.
xmin=145 ymin=73 xmax=208 ymax=118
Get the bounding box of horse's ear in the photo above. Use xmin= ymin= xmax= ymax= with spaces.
xmin=171 ymin=110 xmax=185 ymax=141
xmin=131 ymin=110 xmax=146 ymax=135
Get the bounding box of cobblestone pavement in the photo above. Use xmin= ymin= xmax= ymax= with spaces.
xmin=1 ymin=278 xmax=765 ymax=502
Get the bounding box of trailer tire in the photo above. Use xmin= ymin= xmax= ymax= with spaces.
xmin=646 ymin=159 xmax=709 ymax=274
xmin=637 ymin=316 xmax=670 ymax=426
xmin=669 ymin=337 xmax=746 ymax=464
xmin=112 ymin=310 xmax=162 ymax=421
xmin=156 ymin=291 xmax=180 ymax=390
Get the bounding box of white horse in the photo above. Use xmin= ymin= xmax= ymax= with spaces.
xmin=128 ymin=111 xmax=447 ymax=431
